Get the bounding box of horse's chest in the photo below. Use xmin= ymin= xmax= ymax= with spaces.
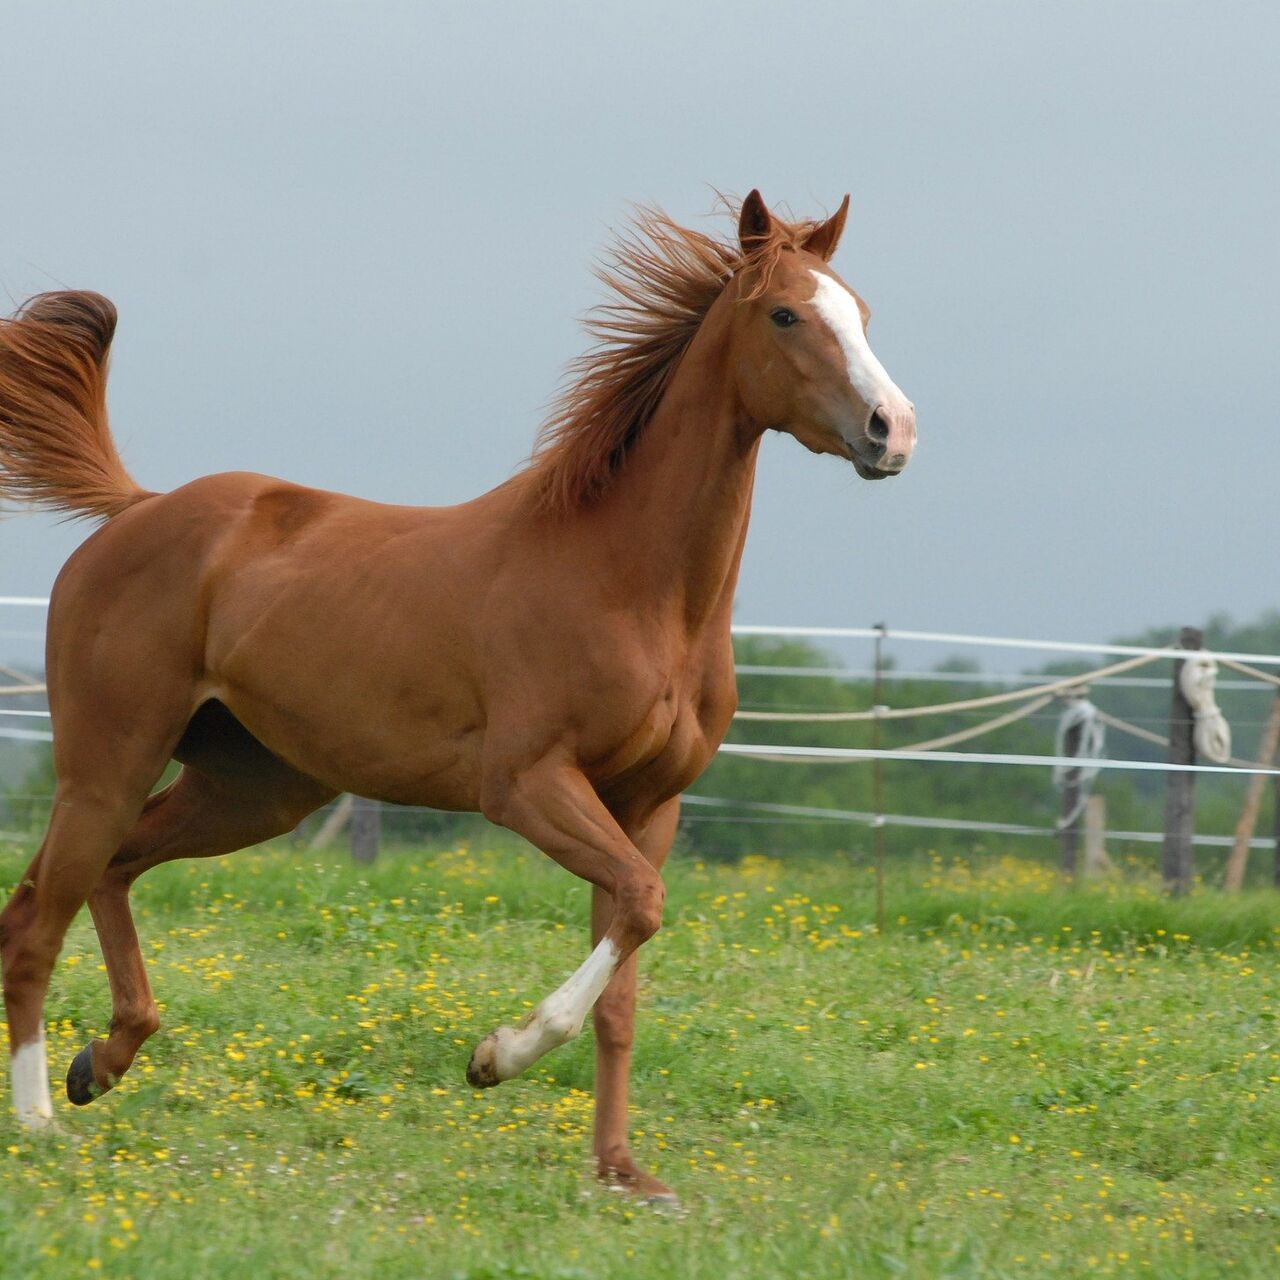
xmin=589 ymin=668 xmax=729 ymax=797
xmin=587 ymin=688 xmax=679 ymax=777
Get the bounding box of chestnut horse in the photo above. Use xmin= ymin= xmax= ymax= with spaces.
xmin=0 ymin=191 xmax=915 ymax=1200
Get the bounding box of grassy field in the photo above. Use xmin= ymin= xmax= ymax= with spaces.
xmin=1 ymin=839 xmax=1278 ymax=1279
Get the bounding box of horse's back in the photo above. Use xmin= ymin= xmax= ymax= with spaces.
xmin=65 ymin=465 xmax=487 ymax=654
xmin=47 ymin=468 xmax=463 ymax=692
xmin=53 ymin=468 xmax=461 ymax=612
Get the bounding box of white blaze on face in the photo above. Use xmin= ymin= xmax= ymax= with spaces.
xmin=12 ymin=1036 xmax=54 ymax=1128
xmin=807 ymin=269 xmax=905 ymax=412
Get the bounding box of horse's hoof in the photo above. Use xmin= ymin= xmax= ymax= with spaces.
xmin=18 ymin=1116 xmax=78 ymax=1142
xmin=65 ymin=1043 xmax=105 ymax=1106
xmin=597 ymin=1155 xmax=681 ymax=1208
xmin=465 ymin=1033 xmax=502 ymax=1088
xmin=15 ymin=1108 xmax=55 ymax=1132
xmin=644 ymin=1190 xmax=683 ymax=1212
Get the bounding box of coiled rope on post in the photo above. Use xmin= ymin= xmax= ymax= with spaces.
xmin=1179 ymin=653 xmax=1231 ymax=763
xmin=1052 ymin=695 xmax=1105 ymax=830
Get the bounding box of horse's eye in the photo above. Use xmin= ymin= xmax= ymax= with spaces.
xmin=770 ymin=307 xmax=798 ymax=328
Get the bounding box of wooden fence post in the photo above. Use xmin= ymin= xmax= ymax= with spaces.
xmin=309 ymin=793 xmax=354 ymax=851
xmin=1083 ymin=794 xmax=1113 ymax=878
xmin=1224 ymin=690 xmax=1280 ymax=891
xmin=350 ymin=796 xmax=381 ymax=864
xmin=1161 ymin=626 xmax=1201 ymax=895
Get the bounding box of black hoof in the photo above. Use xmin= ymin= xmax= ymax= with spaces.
xmin=465 ymin=1054 xmax=499 ymax=1089
xmin=66 ymin=1043 xmax=103 ymax=1106
xmin=465 ymin=1035 xmax=501 ymax=1089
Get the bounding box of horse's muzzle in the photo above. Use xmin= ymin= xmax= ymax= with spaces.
xmin=849 ymin=402 xmax=916 ymax=479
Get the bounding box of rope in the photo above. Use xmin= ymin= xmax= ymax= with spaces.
xmin=1093 ymin=708 xmax=1167 ymax=751
xmin=1219 ymin=656 xmax=1280 ymax=689
xmin=1051 ymin=696 xmax=1104 ymax=830
xmin=1178 ymin=653 xmax=1231 ymax=763
xmin=0 ymin=683 xmax=46 ymax=697
xmin=732 ymin=650 xmax=1165 ymax=722
xmin=894 ymin=694 xmax=1053 ymax=752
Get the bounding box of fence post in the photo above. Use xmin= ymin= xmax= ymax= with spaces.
xmin=1224 ymin=689 xmax=1280 ymax=891
xmin=350 ymin=796 xmax=381 ymax=865
xmin=1274 ymin=775 xmax=1280 ymax=889
xmin=1161 ymin=626 xmax=1201 ymax=895
xmin=309 ymin=793 xmax=354 ymax=851
xmin=871 ymin=622 xmax=887 ymax=936
xmin=1083 ymin=794 xmax=1112 ymax=878
xmin=1058 ymin=695 xmax=1084 ymax=879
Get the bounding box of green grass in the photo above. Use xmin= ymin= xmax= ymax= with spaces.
xmin=1 ymin=841 xmax=1278 ymax=1279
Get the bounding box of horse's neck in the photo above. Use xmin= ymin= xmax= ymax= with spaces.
xmin=599 ymin=303 xmax=759 ymax=634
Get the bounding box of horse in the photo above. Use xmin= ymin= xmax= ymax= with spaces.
xmin=0 ymin=190 xmax=915 ymax=1201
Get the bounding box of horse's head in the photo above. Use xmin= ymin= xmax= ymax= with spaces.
xmin=729 ymin=190 xmax=916 ymax=480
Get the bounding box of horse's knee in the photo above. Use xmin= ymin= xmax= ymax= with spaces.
xmin=0 ymin=902 xmax=56 ymax=997
xmin=616 ymin=873 xmax=664 ymax=947
xmin=0 ymin=880 xmax=36 ymax=951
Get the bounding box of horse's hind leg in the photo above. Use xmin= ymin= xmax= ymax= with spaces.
xmin=2 ymin=769 xmax=174 ymax=1128
xmin=66 ymin=750 xmax=334 ymax=1105
xmin=1 ymin=586 xmax=216 ymax=1126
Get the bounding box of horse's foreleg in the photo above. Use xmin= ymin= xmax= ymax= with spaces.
xmin=591 ymin=798 xmax=679 ymax=1202
xmin=467 ymin=757 xmax=666 ymax=1088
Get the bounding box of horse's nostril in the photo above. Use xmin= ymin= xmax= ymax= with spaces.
xmin=867 ymin=410 xmax=890 ymax=445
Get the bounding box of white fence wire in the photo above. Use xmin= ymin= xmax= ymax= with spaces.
xmin=5 ymin=596 xmax=1280 ymax=855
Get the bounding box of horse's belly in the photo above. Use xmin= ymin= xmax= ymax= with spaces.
xmin=216 ymin=685 xmax=486 ymax=811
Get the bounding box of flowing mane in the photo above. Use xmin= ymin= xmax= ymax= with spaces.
xmin=521 ymin=204 xmax=822 ymax=515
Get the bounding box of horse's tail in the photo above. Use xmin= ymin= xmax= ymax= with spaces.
xmin=0 ymin=290 xmax=155 ymax=521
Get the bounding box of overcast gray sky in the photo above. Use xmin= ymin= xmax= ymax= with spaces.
xmin=2 ymin=1 xmax=1277 ymax=672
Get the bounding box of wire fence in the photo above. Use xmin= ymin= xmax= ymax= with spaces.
xmin=3 ymin=598 xmax=1280 ymax=890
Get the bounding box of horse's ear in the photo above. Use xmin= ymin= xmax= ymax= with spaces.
xmin=802 ymin=195 xmax=850 ymax=261
xmin=738 ymin=189 xmax=774 ymax=253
